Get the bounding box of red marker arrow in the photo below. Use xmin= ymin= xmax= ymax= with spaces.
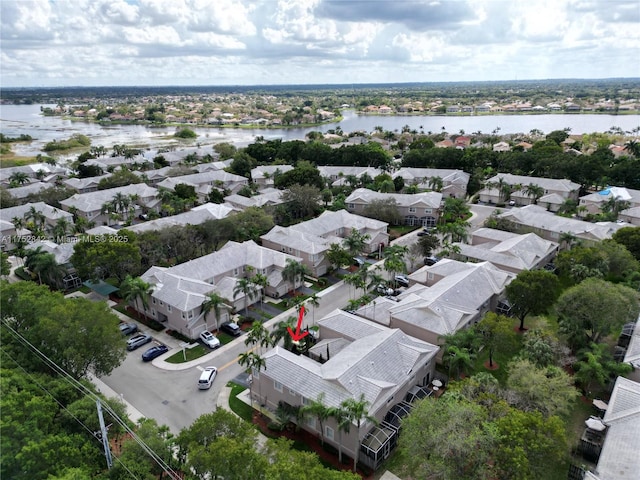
xmin=287 ymin=305 xmax=309 ymax=343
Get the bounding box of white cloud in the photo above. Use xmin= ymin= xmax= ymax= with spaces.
xmin=0 ymin=0 xmax=637 ymax=86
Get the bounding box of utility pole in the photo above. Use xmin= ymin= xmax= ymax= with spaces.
xmin=96 ymin=399 xmax=113 ymax=469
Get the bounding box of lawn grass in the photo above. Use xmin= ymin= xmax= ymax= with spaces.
xmin=165 ymin=344 xmax=208 ymax=363
xmin=227 ymin=382 xmax=253 ymax=422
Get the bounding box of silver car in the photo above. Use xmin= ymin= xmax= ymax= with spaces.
xmin=126 ymin=332 xmax=153 ymax=351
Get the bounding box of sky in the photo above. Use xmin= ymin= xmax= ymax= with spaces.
xmin=1 ymin=0 xmax=639 ymax=88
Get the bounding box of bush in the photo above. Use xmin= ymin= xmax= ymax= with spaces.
xmin=14 ymin=266 xmax=32 ymax=281
xmin=174 ymin=128 xmax=197 ymax=139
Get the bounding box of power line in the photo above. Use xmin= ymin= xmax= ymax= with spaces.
xmin=1 ymin=320 xmax=181 ymax=480
xmin=1 ymin=348 xmax=143 ymax=480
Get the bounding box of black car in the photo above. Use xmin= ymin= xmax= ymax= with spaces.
xmin=424 ymin=256 xmax=441 ymax=266
xmin=141 ymin=344 xmax=169 ymax=362
xmin=220 ymin=322 xmax=242 ymax=337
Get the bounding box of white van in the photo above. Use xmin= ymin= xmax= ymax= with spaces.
xmin=198 ymin=366 xmax=217 ymax=390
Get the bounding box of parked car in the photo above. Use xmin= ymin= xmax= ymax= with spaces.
xmin=126 ymin=333 xmax=153 ymax=351
xmin=375 ymin=284 xmax=395 ymax=296
xmin=220 ymin=322 xmax=241 ymax=337
xmin=199 ymin=330 xmax=221 ymax=349
xmin=353 ymin=257 xmax=365 ymax=267
xmin=141 ymin=344 xmax=169 ymax=362
xmin=417 ymin=227 xmax=435 ymax=236
xmin=118 ymin=322 xmax=138 ymax=336
xmin=424 ymin=256 xmax=441 ymax=266
xmin=394 ymin=275 xmax=410 ymax=287
xmin=198 ymin=366 xmax=217 ymax=390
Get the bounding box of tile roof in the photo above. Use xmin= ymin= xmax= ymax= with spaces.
xmin=60 ymin=184 xmax=158 ymax=212
xmin=0 ymin=202 xmax=74 ymax=223
xmin=487 ymin=173 xmax=580 ymax=192
xmin=396 ymin=260 xmax=514 ymax=335
xmin=262 ymin=319 xmax=438 ymax=413
xmin=498 ymin=205 xmax=623 ymax=240
xmin=595 ymin=377 xmax=640 ymax=479
xmin=126 ymin=203 xmax=232 ymax=233
xmin=345 ymin=188 xmax=442 ymax=209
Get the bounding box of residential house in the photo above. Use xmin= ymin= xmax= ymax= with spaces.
xmin=582 ymin=377 xmax=640 ymax=480
xmin=255 ymin=310 xmax=439 ymax=471
xmin=25 ymin=239 xmax=81 ymax=289
xmin=579 ymin=186 xmax=640 ymax=217
xmin=478 ymin=173 xmax=580 ymax=206
xmin=157 ymin=170 xmax=248 ymax=200
xmin=251 ymin=165 xmax=294 ymax=187
xmin=358 ymin=260 xmax=514 ymax=359
xmin=59 ymin=184 xmax=159 ymax=226
xmin=454 ymin=136 xmax=471 ymax=148
xmin=132 ymin=166 xmax=175 ymax=185
xmin=124 ymin=203 xmax=233 ymax=234
xmin=623 ymin=315 xmax=640 ymax=383
xmin=619 ymin=206 xmax=640 ymax=226
xmin=317 ymin=166 xmax=382 ymax=187
xmin=5 ymin=182 xmax=51 ymax=201
xmin=392 ymin=168 xmax=470 ymax=198
xmin=261 ymin=210 xmax=389 ymax=277
xmin=63 ymin=174 xmax=113 ymax=193
xmin=139 ymin=241 xmax=304 ymax=338
xmin=496 ymin=204 xmax=624 ymax=245
xmin=492 ymin=141 xmax=511 ymax=152
xmin=0 ymin=163 xmax=67 ymax=187
xmin=0 ymin=202 xmax=75 ymax=249
xmin=451 ymin=228 xmax=559 ymax=274
xmin=345 ymin=188 xmax=442 ymax=227
xmin=223 ymin=188 xmax=285 ymax=212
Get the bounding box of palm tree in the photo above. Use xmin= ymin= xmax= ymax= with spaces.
xmin=306 ymin=293 xmax=321 ymax=326
xmin=201 ymin=292 xmax=230 ymax=332
xmin=282 ymin=259 xmax=310 ymax=296
xmin=444 ymin=345 xmax=475 ymax=379
xmin=428 ymin=176 xmax=443 ymax=192
xmin=233 ymin=277 xmax=259 ymax=316
xmin=343 ymin=272 xmax=363 ymax=300
xmin=301 ymin=393 xmax=332 ymax=446
xmin=52 ymin=218 xmax=71 ymax=239
xmin=25 ymin=206 xmax=46 ymax=233
xmin=342 ymin=228 xmax=371 ymax=259
xmin=623 ymin=139 xmax=640 ymax=158
xmin=270 ymin=316 xmax=296 ymax=351
xmin=559 ymin=232 xmax=578 ymax=250
xmin=252 ymin=272 xmax=270 ymax=311
xmin=238 ymin=351 xmax=266 ymax=409
xmin=9 ymin=171 xmax=29 ymax=186
xmin=25 ymin=248 xmax=66 ymax=287
xmin=341 ymin=393 xmax=378 ymax=472
xmin=119 ymin=275 xmax=153 ymax=319
xmin=11 ymin=216 xmax=24 ymax=231
xmin=328 ymin=405 xmax=351 ymax=464
xmin=523 ymin=183 xmax=545 ymax=205
xmin=383 ymin=244 xmax=408 ymax=286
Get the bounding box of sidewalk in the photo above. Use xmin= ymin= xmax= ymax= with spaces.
xmin=88 ymin=373 xmax=145 ymax=424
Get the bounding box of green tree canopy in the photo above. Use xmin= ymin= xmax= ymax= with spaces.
xmin=556 ymin=278 xmax=640 ymax=350
xmin=70 ymin=231 xmax=141 ymax=282
xmin=505 ymin=269 xmax=560 ymax=330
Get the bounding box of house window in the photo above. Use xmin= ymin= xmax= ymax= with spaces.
xmin=408 ymin=207 xmax=416 ymax=213
xmin=234 ymin=268 xmax=239 ymax=275
xmin=305 ymin=416 xmax=316 ymax=429
xmin=167 ymin=305 xmax=171 ymax=312
xmin=181 ymin=312 xmax=185 ymax=319
xmin=159 ymin=301 xmax=164 ymax=306
xmin=302 ymin=396 xmax=310 ymax=406
xmin=289 ymin=388 xmax=295 ymax=396
xmin=188 ymin=311 xmax=193 ymax=318
xmin=152 ymin=298 xmax=156 ymax=304
xmin=325 ymin=426 xmax=334 ymax=441
xmin=348 ymin=203 xmax=355 ymax=209
xmin=427 ymin=272 xmax=434 ymax=280
xmin=274 ymin=381 xmax=283 ymax=392
xmin=424 ymin=208 xmax=432 ymax=214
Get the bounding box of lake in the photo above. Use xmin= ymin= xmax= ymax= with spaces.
xmin=1 ymin=104 xmax=638 ymax=157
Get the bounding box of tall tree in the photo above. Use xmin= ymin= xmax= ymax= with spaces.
xmin=573 ymin=343 xmax=632 ymax=395
xmin=340 ymin=393 xmax=377 ymax=472
xmin=201 ymin=292 xmax=230 ymax=332
xmin=282 ymin=259 xmax=310 ymax=295
xmin=342 ymin=228 xmax=371 ymax=259
xmin=301 ymin=393 xmax=332 ymax=446
xmin=119 ymin=275 xmax=153 ymax=320
xmin=475 ymin=312 xmax=518 ymax=368
xmin=233 ymin=277 xmax=259 ymax=315
xmin=556 ymin=278 xmax=640 ymax=350
xmin=383 ymin=244 xmax=408 ymax=286
xmin=238 ymin=351 xmax=266 ymax=409
xmin=505 ymin=269 xmax=560 ymax=330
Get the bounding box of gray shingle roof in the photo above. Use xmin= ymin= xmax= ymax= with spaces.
xmin=488 ymin=173 xmax=580 ymax=193
xmin=60 ymin=184 xmax=158 ymax=212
